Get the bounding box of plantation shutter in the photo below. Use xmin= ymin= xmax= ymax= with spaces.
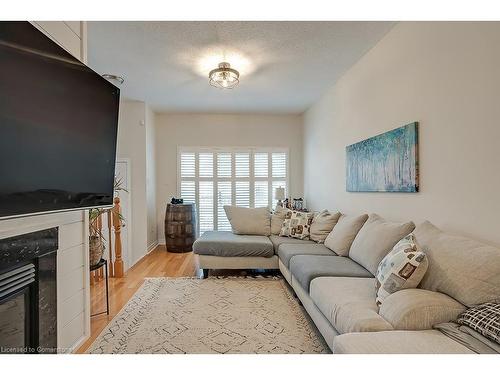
xmin=199 ymin=181 xmax=214 ymax=233
xmin=272 ymin=152 xmax=287 ymax=178
xmin=254 ymin=181 xmax=268 ymax=208
xmin=254 ymin=153 xmax=268 ymax=177
xmin=179 ymin=148 xmax=288 ymax=234
xmin=217 ymin=181 xmax=232 ymax=231
xmin=217 ymin=153 xmax=232 ymax=178
xmin=199 ymin=152 xmax=213 ymax=177
xmin=180 ymin=181 xmax=196 ymax=204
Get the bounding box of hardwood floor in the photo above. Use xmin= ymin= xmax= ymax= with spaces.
xmin=76 ymin=245 xmax=197 ymax=353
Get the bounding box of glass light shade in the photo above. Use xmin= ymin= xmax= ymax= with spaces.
xmin=209 ymin=62 xmax=240 ymax=89
xmin=274 ymin=187 xmax=285 ymax=201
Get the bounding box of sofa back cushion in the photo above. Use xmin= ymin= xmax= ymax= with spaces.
xmin=324 ymin=214 xmax=368 ymax=256
xmin=310 ymin=210 xmax=341 ymax=243
xmin=349 ymin=214 xmax=415 ymax=275
xmin=414 ymin=221 xmax=500 ymax=306
xmin=224 ymin=206 xmax=271 ymax=236
xmin=270 ymin=206 xmax=287 ymax=235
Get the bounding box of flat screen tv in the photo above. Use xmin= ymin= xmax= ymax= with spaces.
xmin=0 ymin=22 xmax=120 ymax=219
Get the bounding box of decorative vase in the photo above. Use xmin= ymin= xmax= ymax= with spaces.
xmin=89 ymin=236 xmax=104 ymax=266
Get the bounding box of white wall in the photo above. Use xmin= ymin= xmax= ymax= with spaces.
xmin=146 ymin=106 xmax=158 ymax=250
xmin=0 ymin=21 xmax=90 ymax=353
xmin=116 ymin=100 xmax=158 ymax=263
xmin=155 ymin=113 xmax=303 ymax=243
xmin=304 ymin=22 xmax=500 ymax=246
xmin=116 ymin=101 xmax=148 ymax=265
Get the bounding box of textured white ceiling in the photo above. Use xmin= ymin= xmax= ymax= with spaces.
xmin=88 ymin=21 xmax=395 ymax=114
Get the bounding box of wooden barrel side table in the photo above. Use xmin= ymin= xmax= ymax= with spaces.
xmin=164 ymin=203 xmax=198 ymax=253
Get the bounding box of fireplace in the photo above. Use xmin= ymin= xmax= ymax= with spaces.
xmin=0 ymin=228 xmax=58 ymax=354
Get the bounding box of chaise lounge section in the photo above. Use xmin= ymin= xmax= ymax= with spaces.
xmin=193 ymin=231 xmax=278 ymax=277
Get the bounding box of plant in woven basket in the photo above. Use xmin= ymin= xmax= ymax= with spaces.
xmin=89 ymin=176 xmax=128 ymax=266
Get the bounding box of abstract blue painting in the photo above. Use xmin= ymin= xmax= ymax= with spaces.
xmin=346 ymin=123 xmax=419 ymax=192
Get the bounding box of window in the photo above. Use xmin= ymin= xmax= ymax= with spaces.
xmin=178 ymin=147 xmax=289 ymax=233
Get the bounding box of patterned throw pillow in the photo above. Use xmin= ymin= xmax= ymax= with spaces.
xmin=375 ymin=234 xmax=428 ymax=305
xmin=457 ymin=303 xmax=500 ymax=345
xmin=279 ymin=210 xmax=314 ymax=240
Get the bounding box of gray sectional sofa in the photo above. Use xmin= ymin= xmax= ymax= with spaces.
xmin=192 ymin=212 xmax=500 ymax=353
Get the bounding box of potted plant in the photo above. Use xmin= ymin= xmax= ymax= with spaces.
xmin=88 ymin=176 xmax=128 ymax=267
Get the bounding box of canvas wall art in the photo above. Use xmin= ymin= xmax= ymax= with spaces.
xmin=346 ymin=122 xmax=419 ymax=192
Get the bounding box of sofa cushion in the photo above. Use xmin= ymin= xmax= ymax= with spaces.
xmin=290 ymin=255 xmax=372 ymax=292
xmin=323 ymin=214 xmax=368 ymax=256
xmin=310 ymin=210 xmax=341 ymax=243
xmin=269 ymin=234 xmax=316 ymax=252
xmin=193 ymin=231 xmax=274 ymax=257
xmin=224 ymin=206 xmax=271 ymax=236
xmin=414 ymin=221 xmax=500 ymax=306
xmin=333 ymin=330 xmax=474 ymax=354
xmin=278 ymin=243 xmax=334 ymax=268
xmin=379 ymin=289 xmax=466 ymax=330
xmin=310 ymin=277 xmax=393 ymax=334
xmin=349 ymin=214 xmax=415 ymax=275
xmin=270 ymin=206 xmax=287 ymax=235
xmin=375 ymin=234 xmax=428 ymax=305
xmin=280 ymin=210 xmax=314 ymax=239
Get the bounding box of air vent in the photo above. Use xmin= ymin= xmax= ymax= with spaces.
xmin=0 ymin=263 xmax=35 ymax=298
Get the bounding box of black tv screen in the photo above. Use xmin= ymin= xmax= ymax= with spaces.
xmin=0 ymin=22 xmax=120 ymax=219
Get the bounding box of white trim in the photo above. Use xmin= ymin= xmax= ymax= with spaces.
xmin=68 ymin=334 xmax=88 ymax=354
xmin=147 ymin=240 xmax=159 ymax=253
xmin=82 ymin=209 xmax=91 ymax=352
xmin=116 ymin=157 xmax=132 ymax=271
xmin=131 ymin=241 xmax=158 ymax=267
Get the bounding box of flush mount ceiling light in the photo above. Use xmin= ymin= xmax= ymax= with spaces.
xmin=102 ymin=74 xmax=125 ymax=86
xmin=208 ymin=62 xmax=239 ymax=89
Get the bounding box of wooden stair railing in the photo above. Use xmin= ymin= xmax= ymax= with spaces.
xmin=112 ymin=196 xmax=124 ymax=277
xmin=90 ymin=197 xmax=125 ymax=283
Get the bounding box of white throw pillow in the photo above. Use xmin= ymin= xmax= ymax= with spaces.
xmin=224 ymin=206 xmax=271 ymax=236
xmin=279 ymin=210 xmax=314 ymax=240
xmin=309 ymin=210 xmax=341 ymax=243
xmin=375 ymin=233 xmax=429 ymax=305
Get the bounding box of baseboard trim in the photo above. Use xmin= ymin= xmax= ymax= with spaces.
xmin=69 ymin=332 xmax=89 ymax=354
xmin=147 ymin=241 xmax=159 ymax=253
xmin=128 ymin=242 xmax=160 ymax=270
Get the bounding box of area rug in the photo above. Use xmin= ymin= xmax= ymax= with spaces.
xmin=88 ymin=276 xmax=329 ymax=354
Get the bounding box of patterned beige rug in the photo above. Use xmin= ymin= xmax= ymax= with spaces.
xmin=88 ymin=277 xmax=329 ymax=354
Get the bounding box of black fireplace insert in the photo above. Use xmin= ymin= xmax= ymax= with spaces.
xmin=0 ymin=228 xmax=58 ymax=354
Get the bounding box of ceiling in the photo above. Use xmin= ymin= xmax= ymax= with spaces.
xmin=88 ymin=22 xmax=395 ymax=114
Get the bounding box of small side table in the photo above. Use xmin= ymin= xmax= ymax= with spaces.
xmin=90 ymin=258 xmax=110 ymax=317
xmin=164 ymin=203 xmax=198 ymax=253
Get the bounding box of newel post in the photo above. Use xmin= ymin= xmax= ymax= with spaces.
xmin=113 ymin=196 xmax=124 ymax=277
